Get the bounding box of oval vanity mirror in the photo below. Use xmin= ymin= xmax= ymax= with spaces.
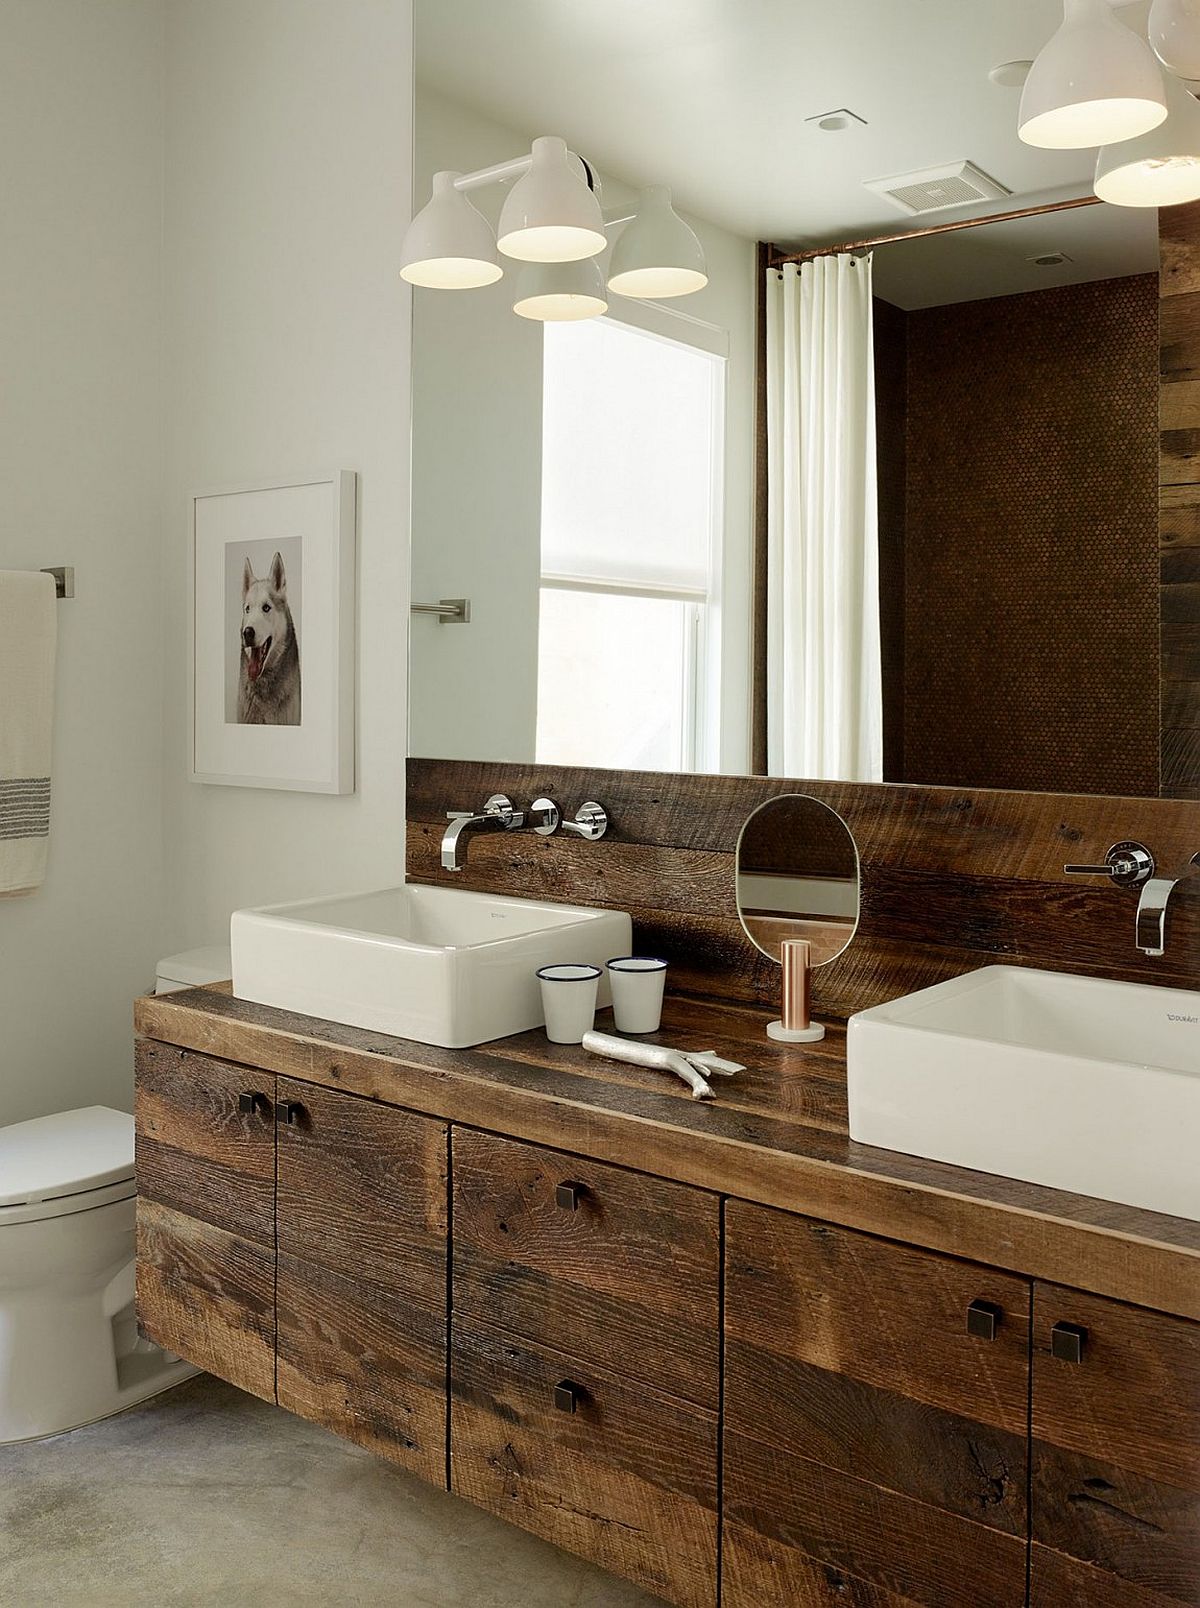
xmin=736 ymin=793 xmax=861 ymax=968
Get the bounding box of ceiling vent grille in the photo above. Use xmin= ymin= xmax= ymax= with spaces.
xmin=863 ymin=160 xmax=1011 ymax=216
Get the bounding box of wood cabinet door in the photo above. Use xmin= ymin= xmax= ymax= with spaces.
xmin=134 ymin=1039 xmax=277 ymax=1401
xmin=275 ymin=1079 xmax=449 ymax=1485
xmin=452 ymin=1318 xmax=718 ymax=1608
xmin=1031 ymin=1282 xmax=1200 ymax=1607
xmin=723 ymin=1202 xmax=1031 ymax=1608
xmin=452 ymin=1129 xmax=720 ymax=1410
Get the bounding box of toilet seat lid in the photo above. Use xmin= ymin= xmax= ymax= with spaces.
xmin=0 ymin=1106 xmax=134 ymax=1209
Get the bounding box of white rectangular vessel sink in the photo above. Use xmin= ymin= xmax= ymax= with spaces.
xmin=848 ymin=966 xmax=1200 ymax=1221
xmin=231 ymin=885 xmax=631 ymax=1049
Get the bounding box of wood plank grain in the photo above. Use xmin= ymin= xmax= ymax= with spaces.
xmin=1032 ymin=1284 xmax=1200 ymax=1493
xmin=136 ymin=1198 xmax=275 ymax=1402
xmin=134 ymin=998 xmax=1200 ymax=1323
xmin=1161 ymin=482 xmax=1200 ymax=548
xmin=1161 ymin=380 xmax=1200 ymax=432
xmin=452 ymin=1319 xmax=717 ymax=1608
xmin=274 ymin=1080 xmax=449 ymax=1482
xmin=1031 ymin=1541 xmax=1189 ymax=1608
xmin=1160 ymin=202 xmax=1200 ymax=297
xmin=726 ymin=1204 xmax=1031 ymax=1439
xmin=722 ymin=1431 xmax=1026 ymax=1608
xmin=276 ymin=1079 xmax=447 ymax=1309
xmin=452 ymin=1129 xmax=719 ymax=1410
xmin=276 ymin=1250 xmax=446 ymax=1485
xmin=1161 ymin=290 xmax=1200 ymax=382
xmin=134 ymin=1039 xmax=276 ymax=1240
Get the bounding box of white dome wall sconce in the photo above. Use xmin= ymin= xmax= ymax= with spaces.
xmin=606 ymin=186 xmax=708 ymax=299
xmin=496 ymin=136 xmax=607 ymax=263
xmin=1019 ymin=0 xmax=1168 ymax=148
xmin=512 ymin=257 xmax=609 ymax=322
xmin=399 ymin=171 xmax=503 ymax=289
xmin=1150 ymin=0 xmax=1200 ymax=80
xmin=1096 ymin=71 xmax=1200 ymax=203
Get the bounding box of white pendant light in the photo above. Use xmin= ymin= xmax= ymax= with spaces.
xmin=1150 ymin=0 xmax=1200 ymax=79
xmin=606 ymin=187 xmax=708 ymax=299
xmin=400 ymin=171 xmax=502 ymax=289
xmin=1018 ymin=0 xmax=1167 ymax=149
xmin=512 ymin=258 xmax=608 ymax=321
xmin=497 ymin=136 xmax=607 ymax=263
xmin=1096 ymin=71 xmax=1200 ymax=204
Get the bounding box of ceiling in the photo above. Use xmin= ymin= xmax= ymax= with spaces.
xmin=416 ymin=0 xmax=1158 ymax=303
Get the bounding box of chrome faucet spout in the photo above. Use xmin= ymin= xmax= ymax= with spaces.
xmin=1135 ymin=853 xmax=1199 ymax=957
xmin=441 ymin=812 xmax=504 ymax=872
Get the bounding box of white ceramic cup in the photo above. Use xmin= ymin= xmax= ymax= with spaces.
xmin=537 ymin=963 xmax=603 ymax=1044
xmin=606 ymin=956 xmax=668 ymax=1034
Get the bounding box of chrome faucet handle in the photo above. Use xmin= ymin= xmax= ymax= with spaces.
xmin=1063 ymin=840 xmax=1155 ymax=889
xmin=445 ymin=794 xmax=524 ymax=827
xmin=561 ymin=802 xmax=609 ymax=842
xmin=528 ymin=797 xmax=561 ymax=836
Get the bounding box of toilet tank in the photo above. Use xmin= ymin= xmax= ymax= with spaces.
xmin=155 ymin=947 xmax=232 ymax=995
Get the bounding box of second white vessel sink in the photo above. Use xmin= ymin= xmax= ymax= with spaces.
xmin=231 ymin=884 xmax=631 ymax=1049
xmin=848 ymin=965 xmax=1200 ymax=1221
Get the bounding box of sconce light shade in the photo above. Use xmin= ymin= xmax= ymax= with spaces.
xmin=607 ymin=187 xmax=708 ymax=299
xmin=1018 ymin=0 xmax=1167 ymax=149
xmin=497 ymin=136 xmax=607 ymax=263
xmin=1096 ymin=72 xmax=1200 ymax=204
xmin=400 ymin=171 xmax=503 ymax=289
xmin=512 ymin=258 xmax=608 ymax=321
xmin=1150 ymin=0 xmax=1200 ymax=80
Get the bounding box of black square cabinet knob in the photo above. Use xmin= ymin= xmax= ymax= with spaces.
xmin=238 ymin=1092 xmax=258 ymax=1114
xmin=555 ymin=1180 xmax=586 ymax=1211
xmin=1051 ymin=1322 xmax=1088 ymax=1364
xmin=553 ymin=1380 xmax=581 ymax=1414
xmin=966 ymin=1299 xmax=1002 ymax=1341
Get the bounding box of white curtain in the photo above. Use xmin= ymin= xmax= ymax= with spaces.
xmin=766 ymin=253 xmax=882 ymax=781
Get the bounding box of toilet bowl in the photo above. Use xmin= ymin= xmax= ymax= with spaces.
xmin=0 ymin=949 xmax=229 ymax=1443
xmin=0 ymin=1106 xmax=195 ymax=1441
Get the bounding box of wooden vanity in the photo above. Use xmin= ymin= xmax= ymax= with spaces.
xmin=133 ymin=984 xmax=1199 ymax=1608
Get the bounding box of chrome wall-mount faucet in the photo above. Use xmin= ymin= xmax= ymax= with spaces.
xmin=441 ymin=794 xmax=610 ymax=871
xmin=1063 ymin=841 xmax=1199 ymax=957
xmin=442 ymin=794 xmax=558 ymax=871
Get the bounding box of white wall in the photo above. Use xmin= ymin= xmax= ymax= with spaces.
xmin=408 ymin=83 xmax=757 ymax=771
xmin=160 ymin=0 xmax=413 ymax=946
xmin=0 ymin=0 xmax=166 ymax=1126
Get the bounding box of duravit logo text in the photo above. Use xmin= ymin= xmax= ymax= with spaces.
xmin=1166 ymin=1013 xmax=1198 ymax=1024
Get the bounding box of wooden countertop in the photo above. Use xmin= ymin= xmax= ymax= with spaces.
xmin=134 ymin=987 xmax=1200 ymax=1322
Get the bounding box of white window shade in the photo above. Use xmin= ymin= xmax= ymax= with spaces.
xmin=540 ymin=318 xmax=720 ymax=591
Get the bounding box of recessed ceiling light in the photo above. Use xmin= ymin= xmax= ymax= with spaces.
xmin=1027 ymin=251 xmax=1073 ymax=266
xmin=989 ymin=60 xmax=1034 ymax=88
xmin=804 ymin=107 xmax=868 ymax=132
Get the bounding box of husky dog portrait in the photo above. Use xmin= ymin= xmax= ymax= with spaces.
xmin=237 ymin=550 xmax=301 ymax=725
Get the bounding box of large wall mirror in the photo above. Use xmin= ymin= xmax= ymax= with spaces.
xmin=408 ymin=0 xmax=1195 ymax=801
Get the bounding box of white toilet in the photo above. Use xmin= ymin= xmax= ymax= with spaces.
xmin=0 ymin=947 xmax=230 ymax=1443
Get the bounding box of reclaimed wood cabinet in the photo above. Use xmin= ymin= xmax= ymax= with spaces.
xmin=1030 ymin=1284 xmax=1200 ymax=1607
xmin=135 ymin=1043 xmax=449 ymax=1481
xmin=723 ymin=1202 xmax=1030 ymax=1608
xmin=135 ymin=1022 xmax=1199 ymax=1608
xmin=450 ymin=1130 xmax=721 ymax=1605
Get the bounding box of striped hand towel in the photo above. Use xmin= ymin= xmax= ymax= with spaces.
xmin=0 ymin=571 xmax=57 ymax=896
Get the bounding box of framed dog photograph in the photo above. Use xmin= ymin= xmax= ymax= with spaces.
xmin=190 ymin=472 xmax=356 ymax=792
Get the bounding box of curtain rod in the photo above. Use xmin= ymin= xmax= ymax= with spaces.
xmin=766 ymin=194 xmax=1103 ymax=268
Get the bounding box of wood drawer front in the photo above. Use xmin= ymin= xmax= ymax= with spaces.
xmin=451 ymin=1129 xmax=719 ymax=1410
xmin=723 ymin=1431 xmax=1028 ymax=1608
xmin=451 ymin=1319 xmax=718 ymax=1608
xmin=137 ymin=1198 xmax=275 ymax=1403
xmin=135 ymin=1039 xmax=276 ymax=1241
xmin=275 ymin=1080 xmax=449 ymax=1482
xmin=275 ymin=1080 xmax=447 ymax=1307
xmin=725 ymin=1202 xmax=1030 ymax=1534
xmin=1031 ymin=1283 xmax=1200 ymax=1607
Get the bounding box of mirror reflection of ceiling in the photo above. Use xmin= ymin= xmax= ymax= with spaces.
xmin=416 ymin=0 xmax=1158 ymax=305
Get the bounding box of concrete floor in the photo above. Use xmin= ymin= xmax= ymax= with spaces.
xmin=0 ymin=1374 xmax=660 ymax=1608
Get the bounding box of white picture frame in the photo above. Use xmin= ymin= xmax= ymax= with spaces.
xmin=189 ymin=471 xmax=356 ymax=793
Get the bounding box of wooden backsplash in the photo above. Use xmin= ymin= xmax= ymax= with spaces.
xmin=407 ymin=760 xmax=1199 ymax=1019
